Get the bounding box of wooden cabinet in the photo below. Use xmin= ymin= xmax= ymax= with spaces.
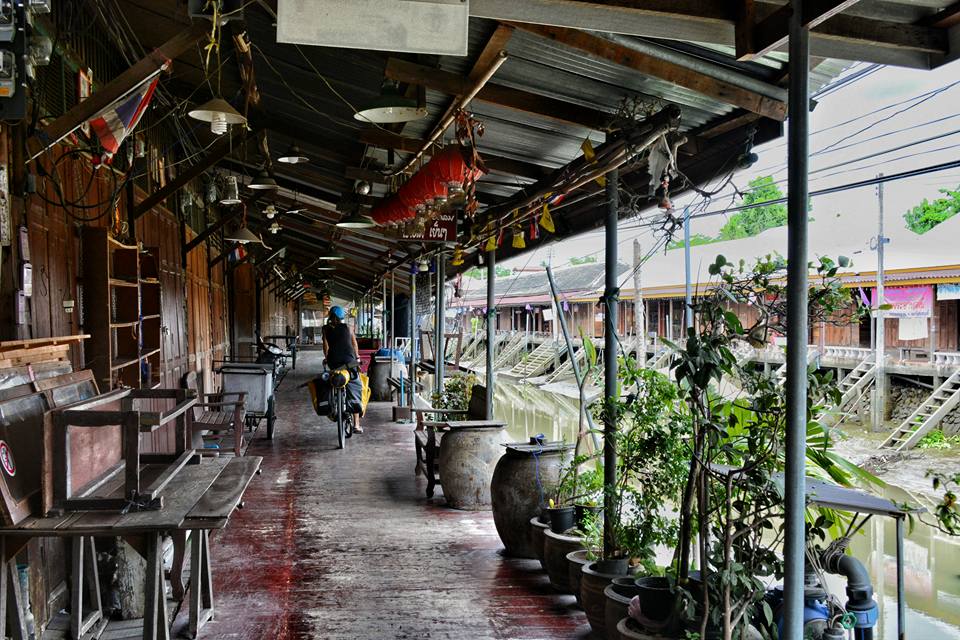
xmin=81 ymin=227 xmax=163 ymax=389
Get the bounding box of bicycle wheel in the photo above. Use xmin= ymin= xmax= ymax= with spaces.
xmin=336 ymin=390 xmax=346 ymax=450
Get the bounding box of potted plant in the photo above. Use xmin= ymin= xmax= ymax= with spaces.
xmin=578 ymin=361 xmax=687 ymax=637
xmin=662 ymin=254 xmax=877 ymax=640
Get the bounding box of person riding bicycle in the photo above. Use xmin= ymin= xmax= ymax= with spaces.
xmin=321 ymin=305 xmax=364 ymax=434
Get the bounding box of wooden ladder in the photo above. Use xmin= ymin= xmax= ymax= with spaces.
xmin=880 ymin=369 xmax=960 ymax=451
xmin=506 ymin=341 xmax=568 ymax=378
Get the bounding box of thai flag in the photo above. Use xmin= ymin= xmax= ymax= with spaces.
xmin=88 ymin=76 xmax=159 ymax=158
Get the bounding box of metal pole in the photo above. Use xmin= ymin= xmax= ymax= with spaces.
xmin=632 ymin=239 xmax=645 ymax=366
xmin=603 ymin=168 xmax=620 ymax=559
xmin=409 ymin=267 xmax=417 ymax=409
xmin=873 ymin=174 xmax=887 ymax=431
xmin=783 ymin=6 xmax=810 ymax=640
xmin=435 ymin=255 xmax=446 ymax=396
xmin=486 ymin=248 xmax=496 ymax=420
xmin=683 ymin=206 xmax=693 ymax=330
xmin=547 ymin=265 xmax=601 ymax=451
xmin=896 ymin=516 xmax=906 ymax=640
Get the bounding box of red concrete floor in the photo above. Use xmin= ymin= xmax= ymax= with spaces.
xmin=188 ymin=351 xmax=590 ymax=639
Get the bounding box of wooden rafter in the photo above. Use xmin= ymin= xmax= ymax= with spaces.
xmin=512 ymin=23 xmax=787 ymax=121
xmin=470 ymin=0 xmax=948 ymax=68
xmin=132 ymin=127 xmax=254 ymax=220
xmin=27 ymin=23 xmax=209 ymax=159
xmin=737 ymin=0 xmax=863 ymax=60
xmin=357 ymin=131 xmax=549 ymax=181
xmin=384 ymin=57 xmax=609 ymax=131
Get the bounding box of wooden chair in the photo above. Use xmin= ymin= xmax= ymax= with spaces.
xmin=412 ymin=385 xmax=494 ymax=498
xmin=182 ymin=371 xmax=246 ymax=457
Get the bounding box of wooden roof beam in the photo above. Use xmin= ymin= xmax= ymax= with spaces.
xmin=513 ymin=23 xmax=787 ymax=121
xmin=27 ymin=23 xmax=208 ymax=159
xmin=384 ymin=57 xmax=609 ymax=130
xmin=132 ymin=126 xmax=254 ymax=220
xmin=473 ymin=0 xmax=947 ymax=68
xmin=738 ymin=0 xmax=863 ymax=60
xmin=358 ymin=130 xmax=550 ymax=181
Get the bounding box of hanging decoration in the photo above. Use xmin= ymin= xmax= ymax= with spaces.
xmin=511 ymin=226 xmax=525 ymax=249
xmin=580 ymin=138 xmax=606 ymax=188
xmin=368 ymin=143 xmax=485 ymax=231
xmin=451 ymin=245 xmax=464 ymax=266
xmin=539 ymin=202 xmax=556 ymax=233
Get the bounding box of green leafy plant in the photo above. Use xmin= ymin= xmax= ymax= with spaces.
xmin=717 ymin=175 xmax=788 ymax=241
xmin=431 ymin=373 xmax=478 ymax=411
xmin=917 ymin=429 xmax=960 ymax=449
xmin=579 ymin=362 xmax=688 ymax=572
xmin=928 ymin=471 xmax=959 ymax=535
xmin=903 ymin=186 xmax=960 ymax=234
xmin=668 ymin=254 xmax=872 ymax=640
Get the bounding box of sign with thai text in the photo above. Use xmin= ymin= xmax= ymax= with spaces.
xmin=402 ymin=213 xmax=457 ymax=243
xmin=871 ymin=286 xmax=933 ymax=318
xmin=937 ymin=284 xmax=960 ymax=301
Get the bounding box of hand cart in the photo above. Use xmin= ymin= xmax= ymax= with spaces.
xmin=218 ymin=362 xmax=277 ymax=440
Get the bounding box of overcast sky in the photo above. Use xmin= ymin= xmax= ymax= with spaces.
xmin=473 ymin=57 xmax=960 ymax=289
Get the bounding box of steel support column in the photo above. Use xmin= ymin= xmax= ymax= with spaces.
xmin=486 ymin=248 xmax=496 ymax=420
xmin=603 ymin=169 xmax=619 ymax=558
xmin=435 ymin=256 xmax=446 ymax=396
xmin=409 ymin=267 xmax=417 ymax=409
xmin=783 ymin=5 xmax=811 ymax=638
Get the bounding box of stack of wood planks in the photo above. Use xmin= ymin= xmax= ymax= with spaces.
xmin=0 ymin=334 xmax=88 ymax=369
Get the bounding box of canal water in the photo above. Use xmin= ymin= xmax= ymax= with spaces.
xmin=488 ymin=378 xmax=960 ymax=639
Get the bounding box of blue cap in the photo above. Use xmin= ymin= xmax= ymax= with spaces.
xmin=330 ymin=305 xmax=346 ymax=320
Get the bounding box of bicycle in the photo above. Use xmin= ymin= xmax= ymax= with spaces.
xmin=323 ymin=365 xmax=356 ymax=449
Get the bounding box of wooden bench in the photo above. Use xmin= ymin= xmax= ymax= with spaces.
xmin=412 ymin=385 xmax=495 ymax=498
xmin=183 ymin=370 xmax=246 ymax=456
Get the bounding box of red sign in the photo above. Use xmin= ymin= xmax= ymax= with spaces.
xmin=0 ymin=441 xmax=16 ymax=477
xmin=402 ymin=212 xmax=457 ymax=243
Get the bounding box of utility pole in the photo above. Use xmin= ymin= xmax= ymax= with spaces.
xmin=872 ymin=174 xmax=887 ymax=432
xmin=683 ymin=206 xmax=693 ymax=330
xmin=632 ymin=239 xmax=645 ymax=366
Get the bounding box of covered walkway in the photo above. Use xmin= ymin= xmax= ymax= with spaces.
xmin=200 ymin=350 xmax=588 ymax=639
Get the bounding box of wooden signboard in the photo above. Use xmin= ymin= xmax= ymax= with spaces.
xmin=401 ymin=211 xmax=457 ymax=243
xmin=0 ymin=391 xmax=50 ymax=524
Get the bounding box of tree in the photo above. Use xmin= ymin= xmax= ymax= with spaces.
xmin=667 ymin=233 xmax=715 ymax=250
xmin=464 ymin=268 xmax=485 ymax=280
xmin=903 ymin=187 xmax=960 ymax=234
xmin=569 ymin=255 xmax=597 ymax=265
xmin=495 ymin=266 xmax=512 ymax=277
xmin=717 ymin=175 xmax=787 ymax=241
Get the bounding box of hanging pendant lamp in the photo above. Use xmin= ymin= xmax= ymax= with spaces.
xmin=278 ymin=143 xmax=309 ymax=164
xmin=354 ymin=81 xmax=427 ymax=124
xmin=318 ymin=246 xmax=345 ymax=261
xmin=188 ymin=97 xmax=246 ymax=135
xmin=224 ymin=225 xmax=263 ymax=245
xmin=220 ymin=176 xmax=242 ymax=205
xmin=336 ymin=211 xmax=376 ymax=229
xmin=249 ymin=169 xmax=278 ymax=190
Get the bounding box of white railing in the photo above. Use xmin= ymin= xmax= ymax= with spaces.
xmin=934 ymin=351 xmax=960 ymax=366
xmin=821 ymin=346 xmax=873 ymax=361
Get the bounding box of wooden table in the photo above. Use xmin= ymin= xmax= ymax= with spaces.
xmin=0 ymin=455 xmax=262 ymax=640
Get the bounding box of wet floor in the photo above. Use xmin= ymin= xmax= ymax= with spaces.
xmin=490 ymin=378 xmax=960 ymax=640
xmin=199 ymin=353 xmax=590 ymax=639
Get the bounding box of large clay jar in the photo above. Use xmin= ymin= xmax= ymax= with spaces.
xmin=604 ymin=579 xmax=640 ymax=640
xmin=438 ymin=423 xmax=508 ymax=510
xmin=617 ymin=617 xmax=667 ymax=640
xmin=543 ymin=529 xmax=584 ymax=593
xmin=567 ymin=550 xmax=591 ymax=606
xmin=581 ymin=561 xmax=632 ymax=638
xmin=528 ymin=516 xmax=550 ymax=568
xmin=490 ymin=442 xmax=572 ymax=557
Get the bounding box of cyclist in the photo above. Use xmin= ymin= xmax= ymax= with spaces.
xmin=321 ymin=305 xmax=363 ymax=434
